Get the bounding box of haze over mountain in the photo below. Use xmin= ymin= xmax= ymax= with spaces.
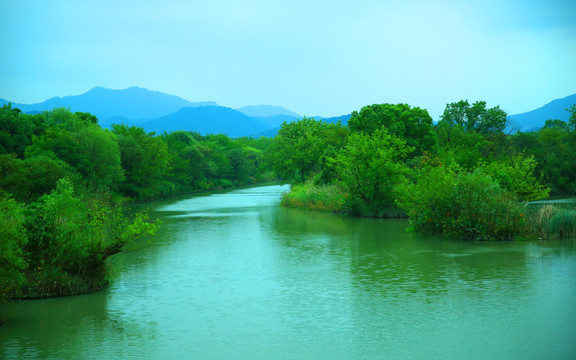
xmin=0 ymin=86 xmax=308 ymax=137
xmin=236 ymin=105 xmax=300 ymax=118
xmin=508 ymin=94 xmax=576 ymax=131
xmin=0 ymin=86 xmax=216 ymax=123
xmin=141 ymin=106 xmax=272 ymax=137
xmin=1 ymin=86 xmax=573 ymax=136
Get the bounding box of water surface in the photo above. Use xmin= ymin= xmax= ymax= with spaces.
xmin=1 ymin=185 xmax=575 ymax=359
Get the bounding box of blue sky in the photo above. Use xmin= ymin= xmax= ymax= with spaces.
xmin=1 ymin=0 xmax=575 ymax=119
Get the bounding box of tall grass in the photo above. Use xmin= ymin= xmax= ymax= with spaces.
xmin=281 ymin=183 xmax=347 ymax=212
xmin=526 ymin=204 xmax=576 ymax=239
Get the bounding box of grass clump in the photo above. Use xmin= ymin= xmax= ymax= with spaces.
xmin=281 ymin=183 xmax=347 ymax=212
xmin=526 ymin=204 xmax=576 ymax=239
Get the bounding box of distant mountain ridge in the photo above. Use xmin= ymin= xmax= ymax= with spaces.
xmin=509 ymin=94 xmax=576 ymax=131
xmin=141 ymin=106 xmax=272 ymax=137
xmin=236 ymin=105 xmax=300 ymax=118
xmin=2 ymin=87 xmax=573 ymax=136
xmin=0 ymin=87 xmax=305 ymax=137
xmin=0 ymin=86 xmax=217 ymax=123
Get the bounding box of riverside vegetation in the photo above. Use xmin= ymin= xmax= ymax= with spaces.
xmin=1 ymin=100 xmax=575 ymax=301
xmin=276 ymin=102 xmax=576 ymax=241
xmin=0 ymin=105 xmax=274 ymax=301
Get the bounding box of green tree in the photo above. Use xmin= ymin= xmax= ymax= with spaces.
xmin=0 ymin=195 xmax=27 ymax=300
xmin=436 ymin=100 xmax=509 ymax=168
xmin=438 ymin=100 xmax=508 ymax=135
xmin=511 ymin=121 xmax=576 ymax=194
xmin=267 ymin=117 xmax=347 ymax=183
xmin=75 ymin=124 xmax=124 ymax=189
xmin=480 ymin=155 xmax=549 ymax=201
xmin=329 ymin=128 xmax=413 ymax=216
xmin=543 ymin=119 xmax=569 ymax=130
xmin=0 ymin=154 xmax=72 ymax=202
xmin=567 ymin=104 xmax=576 ymax=132
xmin=22 ymin=179 xmax=160 ymax=297
xmin=435 ymin=121 xmax=486 ymax=169
xmin=112 ymin=124 xmax=170 ymax=199
xmin=348 ymin=103 xmax=437 ymax=154
xmin=0 ymin=104 xmax=45 ymax=157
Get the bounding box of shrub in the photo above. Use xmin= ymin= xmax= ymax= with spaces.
xmin=396 ymin=165 xmax=524 ymax=240
xmin=0 ymin=195 xmax=27 ymax=300
xmin=20 ymin=179 xmax=160 ymax=298
xmin=281 ymin=183 xmax=347 ymax=212
xmin=328 ymin=128 xmax=412 ymax=217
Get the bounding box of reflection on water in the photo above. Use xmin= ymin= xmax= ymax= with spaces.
xmin=1 ymin=185 xmax=576 ymax=359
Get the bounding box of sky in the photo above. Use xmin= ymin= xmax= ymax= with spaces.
xmin=1 ymin=0 xmax=575 ymax=119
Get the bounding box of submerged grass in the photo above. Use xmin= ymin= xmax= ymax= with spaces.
xmin=281 ymin=183 xmax=347 ymax=212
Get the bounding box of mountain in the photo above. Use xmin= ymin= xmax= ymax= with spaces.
xmin=236 ymin=105 xmax=300 ymax=118
xmin=256 ymin=114 xmax=300 ymax=128
xmin=141 ymin=106 xmax=272 ymax=137
xmin=1 ymin=86 xmax=216 ymax=124
xmin=508 ymin=94 xmax=576 ymax=131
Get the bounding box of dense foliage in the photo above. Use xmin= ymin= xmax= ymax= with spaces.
xmin=1 ymin=98 xmax=575 ymax=300
xmin=270 ymin=101 xmax=575 ymax=241
xmin=0 ymin=104 xmax=273 ymax=300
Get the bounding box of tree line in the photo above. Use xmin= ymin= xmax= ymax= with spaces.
xmin=274 ymin=101 xmax=576 ymax=240
xmin=0 ymin=105 xmax=273 ymax=300
xmin=1 ymin=100 xmax=575 ymax=300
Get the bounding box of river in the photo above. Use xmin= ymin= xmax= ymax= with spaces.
xmin=1 ymin=184 xmax=575 ymax=359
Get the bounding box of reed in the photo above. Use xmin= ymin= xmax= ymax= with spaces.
xmin=526 ymin=204 xmax=576 ymax=239
xmin=281 ymin=183 xmax=347 ymax=212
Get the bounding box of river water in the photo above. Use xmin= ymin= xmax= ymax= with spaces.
xmin=1 ymin=185 xmax=575 ymax=359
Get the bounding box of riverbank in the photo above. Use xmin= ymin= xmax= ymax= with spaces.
xmin=281 ymin=182 xmax=576 ymax=240
xmin=122 ymin=180 xmax=285 ymax=206
xmin=3 ymin=184 xmax=575 ymax=359
xmin=0 ymin=180 xmax=160 ymax=303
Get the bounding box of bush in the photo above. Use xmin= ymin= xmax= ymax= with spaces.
xmin=328 ymin=128 xmax=412 ymax=217
xmin=0 ymin=195 xmax=27 ymax=300
xmin=281 ymin=183 xmax=347 ymax=212
xmin=396 ymin=165 xmax=524 ymax=240
xmin=19 ymin=179 xmax=160 ymax=298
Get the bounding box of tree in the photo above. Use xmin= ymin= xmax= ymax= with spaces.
xmin=0 ymin=104 xmax=44 ymax=157
xmin=329 ymin=128 xmax=413 ymax=216
xmin=21 ymin=179 xmax=160 ymax=298
xmin=438 ymin=100 xmax=508 ymax=136
xmin=396 ymin=165 xmax=524 ymax=240
xmin=347 ymin=103 xmax=437 ymax=154
xmin=568 ymin=104 xmax=576 ymax=132
xmin=0 ymin=154 xmax=72 ymax=202
xmin=0 ymin=195 xmax=27 ymax=300
xmin=436 ymin=100 xmax=509 ymax=168
xmin=267 ymin=118 xmax=347 ymax=183
xmin=112 ymin=124 xmax=170 ymax=198
xmin=75 ymin=124 xmax=124 ymax=189
xmin=480 ymin=155 xmax=549 ymax=201
xmin=543 ymin=119 xmax=569 ymax=130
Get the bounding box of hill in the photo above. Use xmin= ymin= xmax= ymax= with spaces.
xmin=140 ymin=106 xmax=272 ymax=137
xmin=1 ymin=86 xmax=216 ymax=124
xmin=508 ymin=94 xmax=576 ymax=131
xmin=236 ymin=105 xmax=300 ymax=118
